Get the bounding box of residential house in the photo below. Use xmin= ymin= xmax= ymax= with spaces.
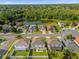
xmin=17 ymin=27 xmax=23 ymax=33
xmin=31 ymin=38 xmax=45 ymax=52
xmin=3 ymin=24 xmax=10 ymax=33
xmin=15 ymin=22 xmax=20 ymax=27
xmin=62 ymin=40 xmax=72 ymax=47
xmin=47 ymin=38 xmax=63 ymax=51
xmin=29 ymin=25 xmax=36 ymax=32
xmin=71 ymin=22 xmax=79 ymax=29
xmin=14 ymin=39 xmax=30 ymax=51
xmin=24 ymin=22 xmax=30 ymax=30
xmin=62 ymin=36 xmax=79 ymax=52
xmin=72 ymin=22 xmax=79 ymax=27
xmin=24 ymin=22 xmax=39 ymax=32
xmin=38 ymin=25 xmax=45 ymax=31
xmin=47 ymin=26 xmax=55 ymax=32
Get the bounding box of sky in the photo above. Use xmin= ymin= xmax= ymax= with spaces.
xmin=0 ymin=0 xmax=79 ymax=4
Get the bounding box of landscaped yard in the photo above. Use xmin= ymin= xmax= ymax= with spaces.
xmin=32 ymin=49 xmax=48 ymax=56
xmin=13 ymin=51 xmax=29 ymax=56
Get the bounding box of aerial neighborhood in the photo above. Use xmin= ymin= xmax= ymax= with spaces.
xmin=0 ymin=5 xmax=79 ymax=59
xmin=0 ymin=20 xmax=79 ymax=59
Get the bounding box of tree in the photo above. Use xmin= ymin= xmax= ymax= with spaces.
xmin=0 ymin=36 xmax=6 ymax=43
xmin=65 ymin=34 xmax=75 ymax=40
xmin=0 ymin=25 xmax=2 ymax=31
xmin=62 ymin=50 xmax=77 ymax=59
xmin=16 ymin=35 xmax=23 ymax=39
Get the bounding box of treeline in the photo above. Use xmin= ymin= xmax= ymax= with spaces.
xmin=0 ymin=4 xmax=79 ymax=25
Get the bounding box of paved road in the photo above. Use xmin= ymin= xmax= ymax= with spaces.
xmin=0 ymin=33 xmax=57 ymax=37
xmin=0 ymin=29 xmax=79 ymax=37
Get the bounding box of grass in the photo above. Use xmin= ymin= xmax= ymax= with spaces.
xmin=51 ymin=52 xmax=64 ymax=59
xmin=44 ymin=22 xmax=57 ymax=26
xmin=16 ymin=58 xmax=26 ymax=59
xmin=32 ymin=49 xmax=48 ymax=56
xmin=74 ymin=52 xmax=79 ymax=56
xmin=52 ymin=51 xmax=79 ymax=59
xmin=8 ymin=47 xmax=14 ymax=56
xmin=33 ymin=31 xmax=42 ymax=34
xmin=0 ymin=57 xmax=2 ymax=59
xmin=32 ymin=58 xmax=48 ymax=59
xmin=76 ymin=27 xmax=79 ymax=31
xmin=13 ymin=51 xmax=29 ymax=56
xmin=55 ymin=25 xmax=61 ymax=32
xmin=70 ymin=52 xmax=79 ymax=59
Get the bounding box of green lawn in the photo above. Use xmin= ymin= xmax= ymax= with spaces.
xmin=32 ymin=49 xmax=48 ymax=56
xmin=76 ymin=27 xmax=79 ymax=32
xmin=33 ymin=31 xmax=42 ymax=34
xmin=0 ymin=57 xmax=2 ymax=59
xmin=51 ymin=51 xmax=79 ymax=59
xmin=52 ymin=52 xmax=64 ymax=59
xmin=16 ymin=58 xmax=26 ymax=59
xmin=13 ymin=51 xmax=29 ymax=56
xmin=74 ymin=52 xmax=79 ymax=56
xmin=32 ymin=58 xmax=48 ymax=59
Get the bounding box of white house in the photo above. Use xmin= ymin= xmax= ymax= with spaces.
xmin=47 ymin=38 xmax=63 ymax=51
xmin=31 ymin=38 xmax=45 ymax=52
xmin=14 ymin=39 xmax=30 ymax=51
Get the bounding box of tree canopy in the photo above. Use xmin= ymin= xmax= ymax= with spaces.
xmin=0 ymin=4 xmax=79 ymax=25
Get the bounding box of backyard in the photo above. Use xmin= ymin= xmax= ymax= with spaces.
xmin=16 ymin=58 xmax=26 ymax=59
xmin=32 ymin=49 xmax=48 ymax=56
xmin=32 ymin=58 xmax=48 ymax=59
xmin=51 ymin=52 xmax=64 ymax=59
xmin=12 ymin=51 xmax=29 ymax=56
